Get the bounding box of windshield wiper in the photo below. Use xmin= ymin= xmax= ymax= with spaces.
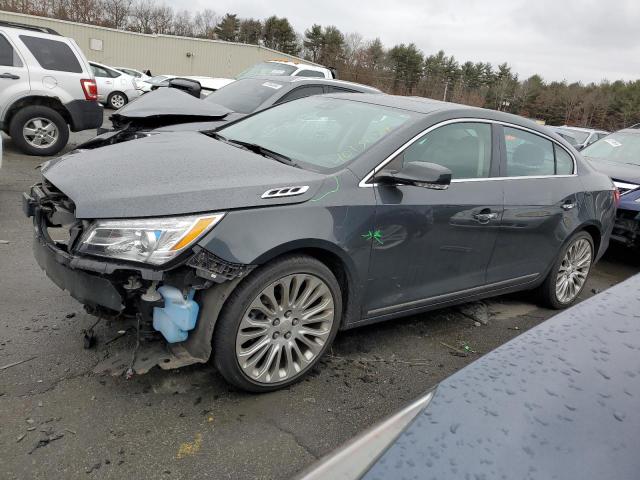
xmin=210 ymin=133 xmax=298 ymax=167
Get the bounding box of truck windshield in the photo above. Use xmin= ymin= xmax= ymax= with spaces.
xmin=237 ymin=62 xmax=297 ymax=79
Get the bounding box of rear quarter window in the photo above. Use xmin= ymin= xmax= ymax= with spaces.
xmin=0 ymin=34 xmax=23 ymax=67
xmin=19 ymin=35 xmax=82 ymax=73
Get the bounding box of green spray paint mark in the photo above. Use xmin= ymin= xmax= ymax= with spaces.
xmin=310 ymin=176 xmax=340 ymax=202
xmin=362 ymin=229 xmax=384 ymax=245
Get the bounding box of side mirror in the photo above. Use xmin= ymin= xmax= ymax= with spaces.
xmin=168 ymin=78 xmax=202 ymax=98
xmin=376 ymin=162 xmax=452 ymax=190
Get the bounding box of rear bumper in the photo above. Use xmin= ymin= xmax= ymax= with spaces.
xmin=65 ymin=99 xmax=103 ymax=132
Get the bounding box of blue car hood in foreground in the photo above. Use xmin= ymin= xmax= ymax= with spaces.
xmin=42 ymin=132 xmax=325 ymax=219
xmin=363 ymin=274 xmax=640 ymax=479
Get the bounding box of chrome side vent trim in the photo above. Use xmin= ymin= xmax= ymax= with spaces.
xmin=261 ymin=185 xmax=310 ymax=199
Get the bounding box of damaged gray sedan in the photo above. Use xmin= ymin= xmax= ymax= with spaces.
xmin=24 ymin=94 xmax=617 ymax=392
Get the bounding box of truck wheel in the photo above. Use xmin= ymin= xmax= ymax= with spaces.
xmin=107 ymin=92 xmax=127 ymax=109
xmin=9 ymin=106 xmax=69 ymax=156
xmin=213 ymin=254 xmax=342 ymax=392
xmin=537 ymin=231 xmax=594 ymax=309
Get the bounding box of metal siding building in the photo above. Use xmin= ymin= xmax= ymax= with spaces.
xmin=0 ymin=11 xmax=318 ymax=77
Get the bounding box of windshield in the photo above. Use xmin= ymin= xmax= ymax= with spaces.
xmin=237 ymin=62 xmax=297 ymax=79
xmin=217 ymin=96 xmax=413 ymax=172
xmin=145 ymin=75 xmax=170 ymax=85
xmin=557 ymin=128 xmax=590 ymax=143
xmin=204 ymin=79 xmax=285 ymax=114
xmin=581 ymin=132 xmax=640 ymax=166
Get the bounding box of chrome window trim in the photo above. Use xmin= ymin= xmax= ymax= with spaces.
xmin=359 ymin=117 xmax=578 ymax=187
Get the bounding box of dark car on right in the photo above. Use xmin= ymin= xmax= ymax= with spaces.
xmin=581 ymin=128 xmax=640 ymax=248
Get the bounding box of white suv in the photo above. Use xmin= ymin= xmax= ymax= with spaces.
xmin=0 ymin=21 xmax=102 ymax=155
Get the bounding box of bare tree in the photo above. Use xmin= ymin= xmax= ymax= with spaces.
xmin=172 ymin=9 xmax=192 ymax=37
xmin=102 ymin=0 xmax=132 ymax=29
xmin=193 ymin=8 xmax=217 ymax=39
xmin=150 ymin=4 xmax=173 ymax=34
xmin=130 ymin=0 xmax=154 ymax=33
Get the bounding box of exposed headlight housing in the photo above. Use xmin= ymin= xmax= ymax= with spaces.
xmin=76 ymin=213 xmax=225 ymax=265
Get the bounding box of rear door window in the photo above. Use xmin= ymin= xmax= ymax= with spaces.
xmin=19 ymin=35 xmax=82 ymax=73
xmin=503 ymin=127 xmax=555 ymax=176
xmin=91 ymin=64 xmax=111 ymax=78
xmin=0 ymin=34 xmax=23 ymax=67
xmin=554 ymin=145 xmax=574 ymax=175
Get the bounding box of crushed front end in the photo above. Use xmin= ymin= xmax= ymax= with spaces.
xmin=612 ymin=183 xmax=640 ymax=248
xmin=23 ymin=180 xmax=252 ymax=376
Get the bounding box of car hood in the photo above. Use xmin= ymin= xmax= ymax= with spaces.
xmin=585 ymin=157 xmax=640 ymax=184
xmin=110 ymin=88 xmax=232 ymax=129
xmin=41 ymin=132 xmax=326 ymax=219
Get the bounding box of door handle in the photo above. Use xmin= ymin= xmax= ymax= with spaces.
xmin=0 ymin=72 xmax=20 ymax=80
xmin=473 ymin=212 xmax=499 ymax=223
xmin=562 ymin=202 xmax=576 ymax=210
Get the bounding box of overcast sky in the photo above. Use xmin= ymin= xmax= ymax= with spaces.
xmin=166 ymin=0 xmax=638 ymax=84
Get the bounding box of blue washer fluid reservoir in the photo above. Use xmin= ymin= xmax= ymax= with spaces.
xmin=152 ymin=286 xmax=199 ymax=343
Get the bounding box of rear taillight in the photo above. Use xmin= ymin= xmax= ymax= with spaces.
xmin=613 ymin=187 xmax=621 ymax=206
xmin=80 ymin=79 xmax=98 ymax=101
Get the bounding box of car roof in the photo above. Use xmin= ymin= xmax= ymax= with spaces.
xmin=321 ymin=93 xmax=553 ymax=131
xmin=235 ymin=75 xmax=380 ymax=93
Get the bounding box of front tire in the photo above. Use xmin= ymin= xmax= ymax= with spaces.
xmin=213 ymin=255 xmax=342 ymax=392
xmin=9 ymin=106 xmax=69 ymax=156
xmin=537 ymin=231 xmax=594 ymax=309
xmin=107 ymin=91 xmax=128 ymax=109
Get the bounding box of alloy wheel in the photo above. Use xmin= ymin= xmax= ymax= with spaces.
xmin=555 ymin=238 xmax=592 ymax=304
xmin=110 ymin=93 xmax=126 ymax=109
xmin=235 ymin=273 xmax=335 ymax=384
xmin=22 ymin=117 xmax=58 ymax=149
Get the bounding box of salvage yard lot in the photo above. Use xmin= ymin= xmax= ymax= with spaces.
xmin=1 ymin=121 xmax=638 ymax=480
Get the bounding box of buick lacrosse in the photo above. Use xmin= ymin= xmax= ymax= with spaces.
xmin=24 ymin=94 xmax=617 ymax=391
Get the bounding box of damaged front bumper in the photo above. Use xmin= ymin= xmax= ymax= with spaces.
xmin=24 ymin=182 xmax=253 ymax=375
xmin=611 ymin=208 xmax=640 ymax=248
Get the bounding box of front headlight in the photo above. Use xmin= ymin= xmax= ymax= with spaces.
xmin=76 ymin=213 xmax=225 ymax=265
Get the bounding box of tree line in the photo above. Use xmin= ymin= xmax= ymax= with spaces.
xmin=2 ymin=0 xmax=639 ymax=130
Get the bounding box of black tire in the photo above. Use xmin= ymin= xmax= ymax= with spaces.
xmin=9 ymin=105 xmax=69 ymax=156
xmin=213 ymin=254 xmax=342 ymax=393
xmin=537 ymin=231 xmax=594 ymax=309
xmin=107 ymin=91 xmax=128 ymax=109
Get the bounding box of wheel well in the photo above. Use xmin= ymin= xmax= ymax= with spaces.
xmin=4 ymin=96 xmax=71 ymax=132
xmin=580 ymin=224 xmax=601 ymax=254
xmin=108 ymin=91 xmax=127 ymax=100
xmin=272 ymin=247 xmax=354 ymax=327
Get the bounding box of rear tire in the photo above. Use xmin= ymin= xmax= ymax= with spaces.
xmin=107 ymin=91 xmax=128 ymax=109
xmin=213 ymin=254 xmax=342 ymax=392
xmin=537 ymin=231 xmax=594 ymax=309
xmin=9 ymin=106 xmax=69 ymax=156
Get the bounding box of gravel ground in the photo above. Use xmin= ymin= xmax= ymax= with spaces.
xmin=1 ymin=117 xmax=638 ymax=479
